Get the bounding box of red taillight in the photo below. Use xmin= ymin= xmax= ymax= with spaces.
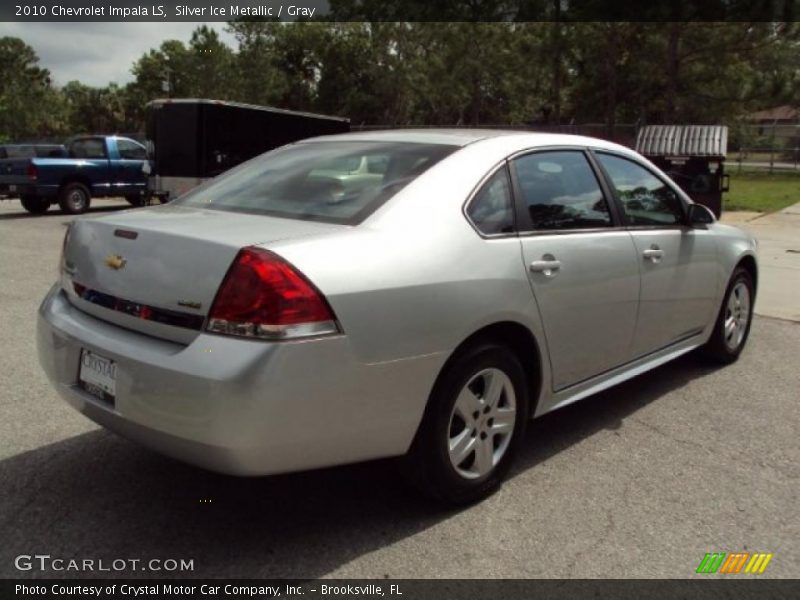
xmin=60 ymin=224 xmax=72 ymax=275
xmin=27 ymin=163 xmax=38 ymax=180
xmin=207 ymin=247 xmax=339 ymax=340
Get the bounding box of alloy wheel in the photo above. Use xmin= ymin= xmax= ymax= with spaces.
xmin=447 ymin=367 xmax=517 ymax=480
xmin=68 ymin=189 xmax=87 ymax=211
xmin=724 ymin=281 xmax=750 ymax=351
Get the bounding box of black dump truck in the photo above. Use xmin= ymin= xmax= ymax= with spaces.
xmin=145 ymin=98 xmax=350 ymax=201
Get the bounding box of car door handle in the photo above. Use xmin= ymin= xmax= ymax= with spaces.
xmin=530 ymin=259 xmax=562 ymax=276
xmin=642 ymin=247 xmax=664 ymax=263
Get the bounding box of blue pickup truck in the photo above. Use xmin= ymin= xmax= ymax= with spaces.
xmin=0 ymin=135 xmax=149 ymax=215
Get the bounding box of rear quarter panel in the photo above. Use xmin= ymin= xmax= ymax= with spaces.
xmin=271 ymin=227 xmax=542 ymax=365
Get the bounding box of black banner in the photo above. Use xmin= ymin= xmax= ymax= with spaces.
xmin=3 ymin=579 xmax=800 ymax=600
xmin=1 ymin=0 xmax=797 ymax=22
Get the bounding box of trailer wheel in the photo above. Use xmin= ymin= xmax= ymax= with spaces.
xmin=20 ymin=194 xmax=50 ymax=215
xmin=58 ymin=183 xmax=91 ymax=215
xmin=125 ymin=194 xmax=147 ymax=207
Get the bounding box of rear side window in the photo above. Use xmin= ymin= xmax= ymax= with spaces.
xmin=596 ymin=153 xmax=684 ymax=226
xmin=513 ymin=151 xmax=611 ymax=231
xmin=467 ymin=166 xmax=514 ymax=235
xmin=35 ymin=146 xmax=65 ymax=157
xmin=69 ymin=139 xmax=107 ymax=159
xmin=177 ymin=141 xmax=457 ymax=224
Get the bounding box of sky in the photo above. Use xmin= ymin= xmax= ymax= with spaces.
xmin=0 ymin=22 xmax=237 ymax=87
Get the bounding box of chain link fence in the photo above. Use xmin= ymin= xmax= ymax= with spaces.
xmin=727 ymin=122 xmax=800 ymax=172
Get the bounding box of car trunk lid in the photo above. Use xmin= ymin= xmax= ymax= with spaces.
xmin=62 ymin=205 xmax=343 ymax=344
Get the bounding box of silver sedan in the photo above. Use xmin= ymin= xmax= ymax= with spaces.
xmin=37 ymin=130 xmax=757 ymax=503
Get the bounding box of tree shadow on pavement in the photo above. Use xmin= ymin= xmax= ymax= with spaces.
xmin=0 ymin=354 xmax=715 ymax=579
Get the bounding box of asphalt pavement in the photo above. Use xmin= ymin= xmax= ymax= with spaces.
xmin=0 ymin=198 xmax=797 ymax=579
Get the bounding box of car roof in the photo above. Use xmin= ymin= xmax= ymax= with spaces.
xmin=300 ymin=128 xmax=524 ymax=146
xmin=299 ymin=128 xmax=633 ymax=154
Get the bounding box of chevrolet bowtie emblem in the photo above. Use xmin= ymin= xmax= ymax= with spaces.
xmin=104 ymin=254 xmax=127 ymax=270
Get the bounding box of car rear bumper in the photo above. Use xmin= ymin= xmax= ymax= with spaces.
xmin=0 ymin=182 xmax=50 ymax=197
xmin=5 ymin=183 xmax=59 ymax=198
xmin=0 ymin=183 xmax=19 ymax=196
xmin=37 ymin=284 xmax=443 ymax=476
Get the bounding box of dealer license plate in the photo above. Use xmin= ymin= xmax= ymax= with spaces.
xmin=78 ymin=349 xmax=116 ymax=403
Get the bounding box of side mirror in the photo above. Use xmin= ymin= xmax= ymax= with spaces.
xmin=688 ymin=203 xmax=715 ymax=227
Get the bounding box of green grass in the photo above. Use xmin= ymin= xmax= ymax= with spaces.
xmin=725 ymin=170 xmax=800 ymax=213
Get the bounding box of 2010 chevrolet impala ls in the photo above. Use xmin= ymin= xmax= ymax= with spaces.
xmin=37 ymin=130 xmax=757 ymax=503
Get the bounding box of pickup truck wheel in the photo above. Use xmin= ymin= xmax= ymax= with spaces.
xmin=20 ymin=194 xmax=50 ymax=215
xmin=59 ymin=183 xmax=91 ymax=214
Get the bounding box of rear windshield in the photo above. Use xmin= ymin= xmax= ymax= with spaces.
xmin=175 ymin=141 xmax=458 ymax=224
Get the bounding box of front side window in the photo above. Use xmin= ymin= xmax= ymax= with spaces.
xmin=117 ymin=139 xmax=147 ymax=160
xmin=467 ymin=166 xmax=514 ymax=235
xmin=176 ymin=141 xmax=457 ymax=224
xmin=513 ymin=151 xmax=611 ymax=231
xmin=366 ymin=155 xmax=390 ymax=174
xmin=596 ymin=153 xmax=684 ymax=226
xmin=317 ymin=155 xmax=363 ymax=173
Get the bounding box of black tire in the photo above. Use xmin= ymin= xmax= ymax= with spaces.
xmin=700 ymin=267 xmax=755 ymax=364
xmin=58 ymin=182 xmax=91 ymax=215
xmin=20 ymin=194 xmax=50 ymax=214
xmin=402 ymin=342 xmax=530 ymax=505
